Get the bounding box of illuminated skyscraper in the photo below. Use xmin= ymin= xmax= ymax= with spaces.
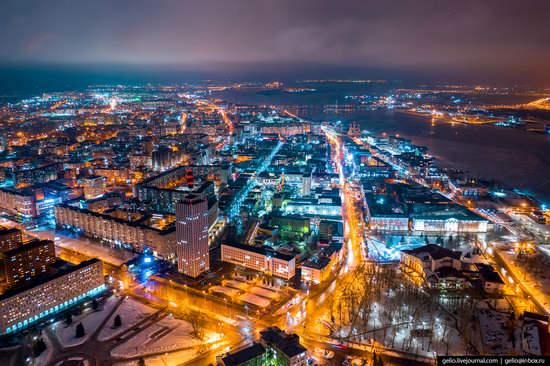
xmin=176 ymin=195 xmax=209 ymax=278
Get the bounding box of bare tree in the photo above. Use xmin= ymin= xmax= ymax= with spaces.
xmin=183 ymin=308 xmax=207 ymax=340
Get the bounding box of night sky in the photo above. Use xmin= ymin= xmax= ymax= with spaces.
xmin=1 ymin=0 xmax=550 ymax=82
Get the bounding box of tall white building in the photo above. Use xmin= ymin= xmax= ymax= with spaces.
xmin=176 ymin=195 xmax=209 ymax=277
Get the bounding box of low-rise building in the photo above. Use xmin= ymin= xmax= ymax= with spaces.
xmin=301 ymin=242 xmax=342 ymax=284
xmin=271 ymin=215 xmax=310 ymax=235
xmin=217 ymin=342 xmax=266 ymax=366
xmin=400 ymin=244 xmax=463 ymax=289
xmin=448 ymin=179 xmax=489 ymax=200
xmin=216 ymin=326 xmax=308 ymax=366
xmin=365 ymin=181 xmax=489 ymax=233
xmin=221 ymin=242 xmax=296 ymax=280
xmin=301 ymin=257 xmax=331 ymax=284
xmin=475 ymin=263 xmax=505 ymax=294
xmin=259 ymin=326 xmax=308 ymax=366
xmin=80 ymin=175 xmax=107 ymax=199
xmin=284 ymin=197 xmax=341 ymax=217
xmin=318 ymin=220 xmax=343 ymax=243
xmin=370 ymin=216 xmax=410 ymax=231
xmin=411 ymin=212 xmax=488 ymax=232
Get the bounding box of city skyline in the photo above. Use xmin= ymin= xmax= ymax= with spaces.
xmin=0 ymin=1 xmax=549 ymax=365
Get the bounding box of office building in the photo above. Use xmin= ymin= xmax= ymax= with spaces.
xmin=301 ymin=257 xmax=331 ymax=284
xmin=136 ymin=164 xmax=225 ymax=213
xmin=301 ymin=242 xmax=342 ymax=284
xmin=176 ymin=195 xmax=210 ymax=277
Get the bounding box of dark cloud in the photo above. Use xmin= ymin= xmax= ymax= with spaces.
xmin=1 ymin=0 xmax=549 ymax=80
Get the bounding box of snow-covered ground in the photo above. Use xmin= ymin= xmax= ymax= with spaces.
xmin=238 ymin=293 xmax=270 ymax=307
xmin=250 ymin=286 xmax=278 ymax=299
xmin=35 ymin=229 xmax=136 ymax=267
xmin=51 ymin=296 xmax=119 ymax=347
xmin=33 ymin=334 xmax=54 ymax=366
xmin=209 ymin=285 xmax=242 ymax=297
xmin=222 ymin=279 xmax=249 ymax=290
xmin=98 ymin=297 xmax=156 ymax=341
xmin=334 ymin=308 xmax=467 ymax=359
xmin=366 ymin=237 xmax=400 ymax=262
xmin=478 ymin=308 xmax=519 ymax=355
xmin=316 ymin=268 xmax=470 ymax=360
xmin=111 ymin=315 xmax=223 ymax=358
xmin=113 ymin=348 xmax=203 ymax=366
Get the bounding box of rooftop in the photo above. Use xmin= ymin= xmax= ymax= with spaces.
xmin=3 ymin=239 xmax=54 ymax=257
xmin=0 ymin=227 xmax=21 ymax=236
xmin=259 ymin=326 xmax=307 ymax=358
xmin=0 ymin=259 xmax=102 ymax=302
xmin=302 ymin=256 xmax=331 ymax=270
xmin=402 ymin=244 xmax=462 ymax=261
xmin=220 ymin=342 xmax=265 ymax=366
xmin=222 ymin=241 xmax=295 ymax=262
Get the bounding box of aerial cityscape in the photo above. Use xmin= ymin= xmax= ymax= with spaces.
xmin=0 ymin=1 xmax=549 ymax=366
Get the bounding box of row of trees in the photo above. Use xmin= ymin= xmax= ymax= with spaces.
xmin=319 ymin=263 xmax=465 ymax=356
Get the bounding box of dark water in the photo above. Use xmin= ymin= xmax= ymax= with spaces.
xmin=213 ymin=87 xmax=550 ymax=204
xmin=333 ymin=109 xmax=550 ymax=204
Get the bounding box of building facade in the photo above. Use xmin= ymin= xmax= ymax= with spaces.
xmin=259 ymin=327 xmax=308 ymax=366
xmin=0 ymin=259 xmax=105 ymax=335
xmin=80 ymin=175 xmax=107 ymax=199
xmin=176 ymin=195 xmax=210 ymax=277
xmin=0 ymin=228 xmax=23 ymax=254
xmin=400 ymin=244 xmax=464 ymax=289
xmin=221 ymin=242 xmax=296 ymax=280
xmin=301 ymin=257 xmax=331 ymax=284
xmin=3 ymin=240 xmax=56 ymax=288
xmin=301 ymin=242 xmax=342 ymax=284
xmin=412 ymin=217 xmax=488 ymax=232
xmin=54 ymin=204 xmax=176 ymax=260
xmin=0 ymin=188 xmax=38 ymax=218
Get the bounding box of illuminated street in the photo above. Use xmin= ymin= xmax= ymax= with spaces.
xmin=1 ymin=2 xmax=550 ymax=364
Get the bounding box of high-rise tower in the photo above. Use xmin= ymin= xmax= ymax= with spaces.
xmin=176 ymin=195 xmax=209 ymax=277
